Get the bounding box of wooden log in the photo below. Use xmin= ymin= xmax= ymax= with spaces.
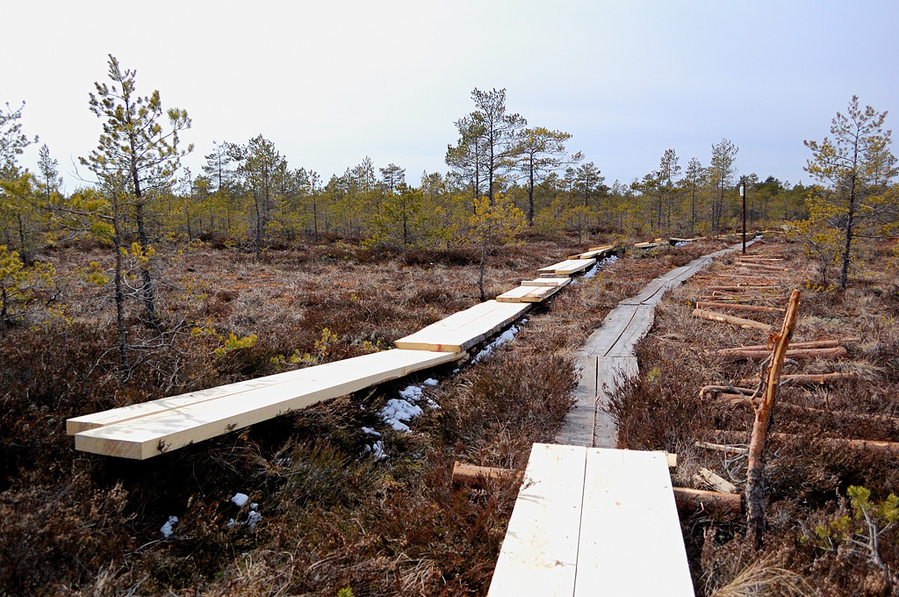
xmin=672 ymin=487 xmax=742 ymax=518
xmin=696 ymin=301 xmax=785 ymax=314
xmin=705 ymin=285 xmax=778 ymax=291
xmin=735 ymin=372 xmax=859 ymax=386
xmin=712 ymin=395 xmax=899 ymax=428
xmin=692 ymin=308 xmax=774 ymax=333
xmin=712 ymin=430 xmax=899 ymax=457
xmin=694 ymin=468 xmax=738 ymax=494
xmin=747 ymin=288 xmax=800 ymax=546
xmin=718 ymin=338 xmax=860 ymax=353
xmin=718 ymin=347 xmax=848 ymax=361
xmin=694 ymin=441 xmax=748 ymax=455
xmin=452 ymin=453 xmax=679 ymax=489
xmin=699 ymin=385 xmax=757 ymax=398
xmin=452 ymin=461 xmax=522 ymax=486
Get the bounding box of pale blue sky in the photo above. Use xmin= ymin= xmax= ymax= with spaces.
xmin=4 ymin=0 xmax=897 ymax=190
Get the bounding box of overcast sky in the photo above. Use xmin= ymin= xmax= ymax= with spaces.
xmin=4 ymin=0 xmax=897 ymax=192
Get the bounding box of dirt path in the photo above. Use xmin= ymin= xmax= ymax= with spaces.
xmin=555 ymin=240 xmax=756 ymax=448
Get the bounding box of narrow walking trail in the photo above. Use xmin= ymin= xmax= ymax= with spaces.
xmin=555 ymin=240 xmax=756 ymax=448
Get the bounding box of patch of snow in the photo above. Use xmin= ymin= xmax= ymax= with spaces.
xmin=231 ymin=492 xmax=249 ymax=508
xmin=361 ymin=426 xmax=381 ymax=436
xmin=423 ymin=378 xmax=438 ymax=387
xmin=363 ymin=440 xmax=386 ymax=460
xmin=160 ymin=515 xmax=178 ymax=538
xmin=246 ymin=511 xmax=263 ymax=529
xmin=472 ymin=324 xmax=519 ymax=363
xmin=380 ymin=398 xmax=423 ymax=432
xmin=399 ymin=385 xmax=424 ymax=402
xmin=675 ymin=241 xmax=689 ymax=247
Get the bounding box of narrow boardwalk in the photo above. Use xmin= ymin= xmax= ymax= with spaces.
xmin=488 ymin=444 xmax=693 ymax=596
xmin=555 ymin=241 xmax=755 ymax=448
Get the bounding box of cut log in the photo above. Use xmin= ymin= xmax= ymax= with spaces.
xmin=735 ymin=372 xmax=859 ymax=386
xmin=452 ymin=461 xmax=522 ymax=486
xmin=718 ymin=338 xmax=860 ymax=353
xmin=696 ymin=301 xmax=785 ymax=314
xmin=712 ymin=430 xmax=899 ymax=456
xmin=718 ymin=347 xmax=848 ymax=361
xmin=693 ymin=468 xmax=738 ymax=494
xmin=672 ymin=487 xmax=742 ymax=518
xmin=694 ymin=441 xmax=748 ymax=455
xmin=711 ymin=395 xmax=899 ymax=427
xmin=692 ymin=308 xmax=774 ymax=333
xmin=452 ymin=453 xmax=679 ymax=489
xmin=705 ymin=285 xmax=778 ymax=292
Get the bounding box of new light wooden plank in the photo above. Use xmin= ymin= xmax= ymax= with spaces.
xmin=521 ymin=277 xmax=571 ymax=288
xmin=394 ymin=300 xmax=530 ymax=352
xmin=496 ymin=284 xmax=563 ymax=303
xmin=569 ymin=245 xmax=614 ymax=260
xmin=574 ymin=449 xmax=694 ymax=596
xmin=537 ymin=258 xmax=596 ymax=276
xmin=67 ymin=365 xmax=341 ymax=435
xmin=488 ymin=443 xmax=587 ymax=597
xmin=74 ymin=349 xmax=464 ymax=459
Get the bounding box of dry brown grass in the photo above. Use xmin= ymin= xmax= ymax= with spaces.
xmin=613 ymin=237 xmax=899 ymax=595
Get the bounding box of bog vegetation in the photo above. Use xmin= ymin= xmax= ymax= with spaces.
xmin=0 ymin=55 xmax=897 ymax=595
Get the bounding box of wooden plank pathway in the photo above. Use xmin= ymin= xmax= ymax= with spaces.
xmin=537 ymin=258 xmax=596 ymax=276
xmin=556 ymin=239 xmax=757 ymax=448
xmin=394 ymin=300 xmax=530 ymax=352
xmin=72 ymin=349 xmax=464 ymax=459
xmin=488 ymin=443 xmax=693 ymax=596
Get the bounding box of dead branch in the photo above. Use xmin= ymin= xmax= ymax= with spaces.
xmin=746 ymin=288 xmax=801 ymax=548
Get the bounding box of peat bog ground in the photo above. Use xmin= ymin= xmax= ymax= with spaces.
xmin=3 ymin=235 xmax=896 ymax=595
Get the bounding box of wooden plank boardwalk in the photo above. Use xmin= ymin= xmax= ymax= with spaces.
xmin=488 ymin=443 xmax=693 ymax=596
xmin=537 ymin=258 xmax=596 ymax=276
xmin=556 ymin=239 xmax=757 ymax=448
xmin=394 ymin=300 xmax=530 ymax=352
xmin=71 ymin=349 xmax=464 ymax=459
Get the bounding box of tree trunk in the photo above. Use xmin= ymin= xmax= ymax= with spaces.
xmin=113 ymin=231 xmax=131 ymax=377
xmin=746 ymin=289 xmax=800 ymax=548
xmin=839 ymin=171 xmax=857 ymax=289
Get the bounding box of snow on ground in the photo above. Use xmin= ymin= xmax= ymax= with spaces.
xmin=160 ymin=515 xmax=178 ymax=538
xmin=471 ymin=320 xmax=525 ymax=363
xmin=573 ymin=254 xmax=617 ymax=284
xmin=227 ymin=498 xmax=262 ymax=529
xmin=380 ymin=398 xmax=424 ymax=432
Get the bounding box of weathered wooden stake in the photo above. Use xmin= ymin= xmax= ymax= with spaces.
xmin=746 ymin=289 xmax=800 ymax=548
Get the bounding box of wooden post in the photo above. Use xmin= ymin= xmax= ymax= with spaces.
xmin=746 ymin=289 xmax=800 ymax=548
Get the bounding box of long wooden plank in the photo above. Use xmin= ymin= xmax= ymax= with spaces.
xmin=67 ymin=365 xmax=346 ymax=435
xmin=569 ymin=245 xmax=614 ymax=260
xmin=575 ymin=449 xmax=693 ymax=596
xmin=488 ymin=443 xmax=587 ymax=597
xmin=394 ymin=300 xmax=529 ymax=352
xmin=521 ymin=277 xmax=571 ymax=288
xmin=74 ymin=349 xmax=464 ymax=459
xmin=496 ymin=284 xmax=562 ymax=303
xmin=537 ymin=258 xmax=596 ymax=276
